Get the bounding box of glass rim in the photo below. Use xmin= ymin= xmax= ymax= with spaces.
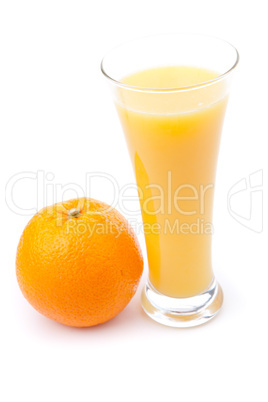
xmin=100 ymin=33 xmax=239 ymax=93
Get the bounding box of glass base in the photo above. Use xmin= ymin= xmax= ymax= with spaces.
xmin=141 ymin=278 xmax=223 ymax=328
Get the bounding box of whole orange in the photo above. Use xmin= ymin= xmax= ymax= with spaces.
xmin=16 ymin=197 xmax=143 ymax=327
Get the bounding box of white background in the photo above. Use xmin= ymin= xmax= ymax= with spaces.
xmin=1 ymin=1 xmax=267 ymax=401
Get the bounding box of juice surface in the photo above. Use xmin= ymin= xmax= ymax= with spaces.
xmin=117 ymin=66 xmax=227 ymax=298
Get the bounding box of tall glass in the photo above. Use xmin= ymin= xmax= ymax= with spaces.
xmin=101 ymin=34 xmax=239 ymax=327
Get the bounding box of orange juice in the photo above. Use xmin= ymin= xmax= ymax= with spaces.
xmin=117 ymin=66 xmax=228 ymax=298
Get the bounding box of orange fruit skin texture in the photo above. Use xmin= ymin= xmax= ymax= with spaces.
xmin=16 ymin=198 xmax=143 ymax=327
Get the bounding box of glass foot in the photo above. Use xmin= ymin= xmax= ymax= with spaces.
xmin=141 ymin=278 xmax=223 ymax=328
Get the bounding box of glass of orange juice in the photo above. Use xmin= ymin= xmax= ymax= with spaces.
xmin=101 ymin=34 xmax=239 ymax=327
